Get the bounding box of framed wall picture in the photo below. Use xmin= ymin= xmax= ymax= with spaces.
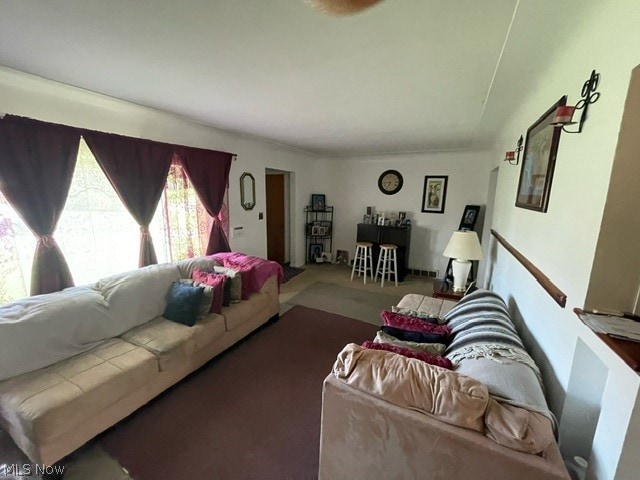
xmin=459 ymin=205 xmax=481 ymax=230
xmin=311 ymin=194 xmax=326 ymax=211
xmin=308 ymin=243 xmax=323 ymax=262
xmin=421 ymin=176 xmax=448 ymax=214
xmin=516 ymin=96 xmax=567 ymax=212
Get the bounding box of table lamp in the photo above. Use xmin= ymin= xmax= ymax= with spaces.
xmin=443 ymin=230 xmax=484 ymax=292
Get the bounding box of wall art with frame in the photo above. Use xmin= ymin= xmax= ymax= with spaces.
xmin=515 ymin=95 xmax=566 ymax=212
xmin=459 ymin=205 xmax=481 ymax=231
xmin=421 ymin=175 xmax=448 ymax=214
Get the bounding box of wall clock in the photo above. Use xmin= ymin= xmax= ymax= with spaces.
xmin=378 ymin=170 xmax=403 ymax=195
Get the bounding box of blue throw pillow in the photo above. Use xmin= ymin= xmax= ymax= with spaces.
xmin=164 ymin=281 xmax=204 ymax=327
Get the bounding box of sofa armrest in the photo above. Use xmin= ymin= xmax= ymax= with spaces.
xmin=320 ymin=375 xmax=569 ymax=480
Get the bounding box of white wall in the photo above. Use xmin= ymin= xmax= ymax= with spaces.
xmin=0 ymin=67 xmax=317 ymax=266
xmin=323 ymin=151 xmax=492 ymax=274
xmin=485 ymin=1 xmax=640 ymax=478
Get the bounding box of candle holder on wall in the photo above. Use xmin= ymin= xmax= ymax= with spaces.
xmin=551 ymin=69 xmax=601 ymax=134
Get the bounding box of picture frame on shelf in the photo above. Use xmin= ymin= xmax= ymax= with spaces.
xmin=311 ymin=225 xmax=322 ymax=236
xmin=516 ymin=96 xmax=566 ymax=212
xmin=421 ymin=176 xmax=448 ymax=214
xmin=311 ymin=194 xmax=326 ymax=211
xmin=459 ymin=205 xmax=480 ymax=230
xmin=309 ymin=243 xmax=323 ymax=263
xmin=335 ymin=249 xmax=349 ymax=266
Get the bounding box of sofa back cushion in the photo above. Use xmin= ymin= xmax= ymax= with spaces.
xmin=0 ymin=286 xmax=115 ymax=381
xmin=333 ymin=343 xmax=489 ymax=432
xmin=95 ymin=263 xmax=180 ymax=333
xmin=212 ymin=266 xmax=242 ymax=303
xmin=175 ymin=256 xmax=222 ymax=279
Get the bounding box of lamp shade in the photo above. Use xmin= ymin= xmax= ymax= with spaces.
xmin=443 ymin=231 xmax=484 ymax=261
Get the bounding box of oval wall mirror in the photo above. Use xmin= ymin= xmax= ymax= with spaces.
xmin=240 ymin=172 xmax=256 ymax=210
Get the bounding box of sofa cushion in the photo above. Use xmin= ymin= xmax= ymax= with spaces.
xmin=373 ymin=330 xmax=446 ymax=356
xmin=485 ymin=400 xmax=555 ymax=454
xmin=333 ymin=343 xmax=489 ymax=432
xmin=391 ymin=305 xmax=440 ymax=324
xmin=396 ymin=294 xmax=456 ymax=318
xmin=95 ymin=263 xmax=181 ymax=333
xmin=120 ymin=317 xmax=198 ymax=371
xmin=192 ymin=313 xmax=226 ymax=350
xmin=0 ymin=338 xmax=157 ymax=446
xmin=221 ymin=291 xmax=271 ymax=331
xmin=213 ymin=267 xmax=242 ymax=303
xmin=0 ymin=286 xmax=114 ymax=382
xmin=175 ymin=256 xmax=222 ymax=279
xmin=163 ymin=282 xmax=204 ymax=326
xmin=381 ymin=310 xmax=452 ymax=334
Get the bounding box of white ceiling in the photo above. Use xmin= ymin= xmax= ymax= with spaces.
xmin=0 ymin=0 xmax=573 ymax=155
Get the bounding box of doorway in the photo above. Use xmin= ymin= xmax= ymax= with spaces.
xmin=478 ymin=166 xmax=498 ymax=288
xmin=265 ymin=169 xmax=291 ymax=265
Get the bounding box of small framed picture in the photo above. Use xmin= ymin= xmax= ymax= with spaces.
xmin=377 ymin=216 xmax=385 ymax=226
xmin=335 ymin=250 xmax=349 ymax=266
xmin=459 ymin=205 xmax=480 ymax=230
xmin=398 ymin=211 xmax=406 ymax=221
xmin=309 ymin=243 xmax=323 ymax=262
xmin=311 ymin=194 xmax=326 ymax=211
xmin=421 ymin=176 xmax=448 ymax=214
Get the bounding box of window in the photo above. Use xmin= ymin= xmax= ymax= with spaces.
xmin=151 ymin=161 xmax=213 ymax=263
xmin=0 ymin=191 xmax=34 ymax=303
xmin=1 ymin=139 xmax=228 ymax=303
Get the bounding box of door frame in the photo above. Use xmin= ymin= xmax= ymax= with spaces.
xmin=265 ymin=168 xmax=291 ymax=264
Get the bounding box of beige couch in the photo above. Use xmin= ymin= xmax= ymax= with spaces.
xmin=0 ymin=256 xmax=280 ymax=465
xmin=319 ymin=293 xmax=570 ymax=480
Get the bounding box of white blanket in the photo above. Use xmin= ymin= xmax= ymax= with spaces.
xmin=0 ymin=263 xmax=180 ymax=382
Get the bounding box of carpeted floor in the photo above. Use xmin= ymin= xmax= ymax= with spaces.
xmin=99 ymin=305 xmax=378 ymax=480
xmin=284 ymin=281 xmax=402 ymax=325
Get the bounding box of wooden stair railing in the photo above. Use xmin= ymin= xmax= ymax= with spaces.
xmin=491 ymin=229 xmax=567 ymax=308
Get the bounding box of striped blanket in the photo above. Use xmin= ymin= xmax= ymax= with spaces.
xmin=443 ymin=289 xmax=542 ymax=383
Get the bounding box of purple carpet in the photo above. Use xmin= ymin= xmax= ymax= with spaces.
xmin=99 ymin=305 xmax=378 ymax=480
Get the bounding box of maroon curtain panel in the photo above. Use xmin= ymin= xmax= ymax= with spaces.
xmin=177 ymin=147 xmax=233 ymax=254
xmin=0 ymin=116 xmax=80 ymax=295
xmin=83 ymin=132 xmax=174 ymax=267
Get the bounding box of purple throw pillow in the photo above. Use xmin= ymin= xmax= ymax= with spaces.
xmin=381 ymin=310 xmax=452 ymax=335
xmin=192 ymin=269 xmax=226 ymax=314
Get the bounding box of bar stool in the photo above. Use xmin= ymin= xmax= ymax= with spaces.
xmin=350 ymin=241 xmax=373 ymax=284
xmin=374 ymin=244 xmax=398 ymax=287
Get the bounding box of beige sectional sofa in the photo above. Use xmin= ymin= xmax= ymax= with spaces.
xmin=319 ymin=292 xmax=570 ymax=480
xmin=0 ymin=256 xmax=280 ymax=465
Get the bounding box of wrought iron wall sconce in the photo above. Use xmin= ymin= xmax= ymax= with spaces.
xmin=551 ymin=69 xmax=601 ymax=133
xmin=504 ymin=135 xmax=524 ymax=165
